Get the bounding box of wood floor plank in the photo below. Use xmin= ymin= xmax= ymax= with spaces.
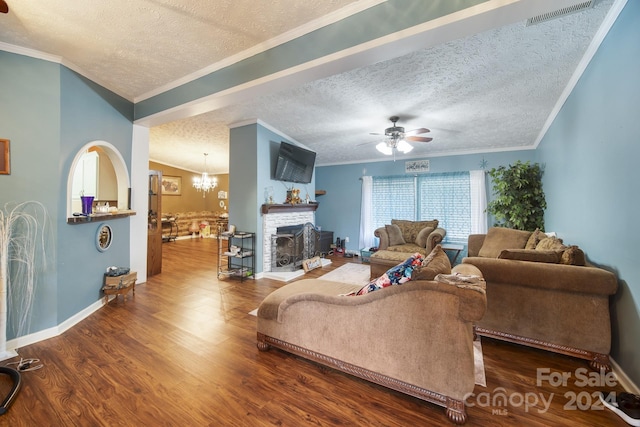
xmin=0 ymin=238 xmax=629 ymax=426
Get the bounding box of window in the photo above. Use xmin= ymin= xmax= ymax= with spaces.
xmin=372 ymin=172 xmax=471 ymax=242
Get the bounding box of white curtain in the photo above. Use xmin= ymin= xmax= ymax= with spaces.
xmin=359 ymin=176 xmax=375 ymax=249
xmin=470 ymin=170 xmax=488 ymax=234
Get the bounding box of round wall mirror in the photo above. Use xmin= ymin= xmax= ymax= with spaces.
xmin=96 ymin=223 xmax=113 ymax=252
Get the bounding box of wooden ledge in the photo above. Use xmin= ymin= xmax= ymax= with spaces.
xmin=261 ymin=203 xmax=318 ymax=214
xmin=67 ymin=210 xmax=136 ymax=224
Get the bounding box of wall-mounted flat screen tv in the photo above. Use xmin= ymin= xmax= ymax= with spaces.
xmin=274 ymin=141 xmax=316 ymax=184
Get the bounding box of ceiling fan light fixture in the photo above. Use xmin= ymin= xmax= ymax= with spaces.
xmin=376 ymin=142 xmax=393 ymax=155
xmin=397 ymin=139 xmax=413 ymax=153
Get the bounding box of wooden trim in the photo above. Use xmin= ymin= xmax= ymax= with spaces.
xmin=261 ymin=203 xmax=318 ymax=214
xmin=257 ymin=332 xmax=467 ymax=424
xmin=474 ymin=326 xmax=611 ymax=371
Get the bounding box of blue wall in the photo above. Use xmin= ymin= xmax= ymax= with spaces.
xmin=537 ymin=0 xmax=640 ymax=385
xmin=315 ymin=151 xmax=537 ymax=253
xmin=0 ymin=51 xmax=61 ymax=336
xmin=57 ymin=68 xmax=134 ymax=324
xmin=0 ymin=52 xmax=134 ymax=336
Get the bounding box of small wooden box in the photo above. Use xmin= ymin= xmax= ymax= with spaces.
xmin=102 ymin=271 xmax=137 ymax=303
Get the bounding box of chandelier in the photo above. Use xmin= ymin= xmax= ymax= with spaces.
xmin=192 ymin=153 xmax=217 ymax=195
xmin=376 ymin=136 xmax=414 ymax=155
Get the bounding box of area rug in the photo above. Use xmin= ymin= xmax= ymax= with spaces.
xmin=316 ymin=263 xmax=371 ymax=285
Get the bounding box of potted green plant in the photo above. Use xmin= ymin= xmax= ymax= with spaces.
xmin=486 ymin=160 xmax=546 ymax=230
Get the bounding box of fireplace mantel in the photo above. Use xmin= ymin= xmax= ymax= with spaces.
xmin=261 ymin=203 xmax=318 ymax=214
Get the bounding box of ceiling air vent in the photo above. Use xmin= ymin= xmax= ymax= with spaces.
xmin=526 ymin=1 xmax=595 ymax=26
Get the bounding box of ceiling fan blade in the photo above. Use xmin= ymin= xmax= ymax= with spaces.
xmin=0 ymin=0 xmax=8 ymax=13
xmin=406 ymin=127 xmax=430 ymax=135
xmin=369 ymin=132 xmax=384 ymax=136
xmin=405 ymin=136 xmax=433 ymax=143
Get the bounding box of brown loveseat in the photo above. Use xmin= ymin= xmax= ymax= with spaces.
xmin=370 ymin=219 xmax=446 ymax=277
xmin=256 ymin=261 xmax=486 ymax=424
xmin=374 ymin=219 xmax=446 ymax=254
xmin=462 ymin=227 xmax=618 ymax=371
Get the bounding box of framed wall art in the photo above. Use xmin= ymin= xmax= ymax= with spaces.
xmin=405 ymin=159 xmax=429 ymax=174
xmin=0 ymin=139 xmax=9 ymax=175
xmin=161 ymin=175 xmax=182 ymax=195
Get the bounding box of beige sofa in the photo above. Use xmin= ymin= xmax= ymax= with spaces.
xmin=462 ymin=227 xmax=618 ymax=371
xmin=256 ymin=262 xmax=486 ymax=424
xmin=162 ymin=211 xmax=228 ymax=238
xmin=371 ymin=219 xmax=446 ymax=277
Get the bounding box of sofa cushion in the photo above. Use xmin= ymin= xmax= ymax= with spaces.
xmin=415 ymin=226 xmax=435 ymax=247
xmin=478 ymin=227 xmax=532 ymax=258
xmin=413 ymin=244 xmax=451 ymax=280
xmin=386 ymin=244 xmax=428 ymax=255
xmin=536 ymin=236 xmax=566 ymax=251
xmin=498 ymin=249 xmax=561 ymax=264
xmin=560 ymin=245 xmax=586 ymax=266
xmin=392 ymin=219 xmax=438 ymax=244
xmin=525 ymin=228 xmax=544 ymax=250
xmin=386 ymin=224 xmax=406 ymax=246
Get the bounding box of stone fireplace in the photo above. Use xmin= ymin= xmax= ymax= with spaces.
xmin=261 ymin=205 xmax=316 ymax=273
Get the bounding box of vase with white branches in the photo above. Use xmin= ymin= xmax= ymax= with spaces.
xmin=0 ymin=201 xmax=49 ymax=360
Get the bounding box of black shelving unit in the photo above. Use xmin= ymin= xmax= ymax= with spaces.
xmin=218 ymin=231 xmax=255 ymax=281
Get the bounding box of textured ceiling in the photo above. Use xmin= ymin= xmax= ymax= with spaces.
xmin=0 ymin=0 xmax=362 ymax=100
xmin=0 ymin=0 xmax=619 ymax=174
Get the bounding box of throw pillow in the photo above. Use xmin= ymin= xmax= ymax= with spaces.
xmin=525 ymin=228 xmax=544 ymax=250
xmin=386 ymin=224 xmax=406 ymax=246
xmin=415 ymin=226 xmax=435 ymax=248
xmin=478 ymin=227 xmax=532 ymax=258
xmin=560 ymin=245 xmax=586 ymax=266
xmin=535 ymin=236 xmax=566 ymax=251
xmin=498 ymin=249 xmax=561 ymax=263
xmin=392 ymin=219 xmax=438 ymax=245
xmin=348 ymin=252 xmax=424 ymax=296
xmin=413 ymin=244 xmax=451 ymax=280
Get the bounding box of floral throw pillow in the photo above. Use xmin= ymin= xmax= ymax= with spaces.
xmin=346 ymin=252 xmax=424 ymax=296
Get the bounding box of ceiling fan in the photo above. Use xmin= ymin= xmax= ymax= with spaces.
xmin=370 ymin=116 xmax=432 ymax=155
xmin=0 ymin=0 xmax=8 ymax=14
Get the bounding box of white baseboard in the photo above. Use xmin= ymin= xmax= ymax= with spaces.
xmin=0 ymin=350 xmax=19 ymax=361
xmin=612 ymin=356 xmax=640 ymax=394
xmin=6 ymin=293 xmax=120 ymax=353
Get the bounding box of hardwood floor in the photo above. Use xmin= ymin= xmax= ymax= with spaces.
xmin=0 ymin=238 xmax=629 ymax=426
